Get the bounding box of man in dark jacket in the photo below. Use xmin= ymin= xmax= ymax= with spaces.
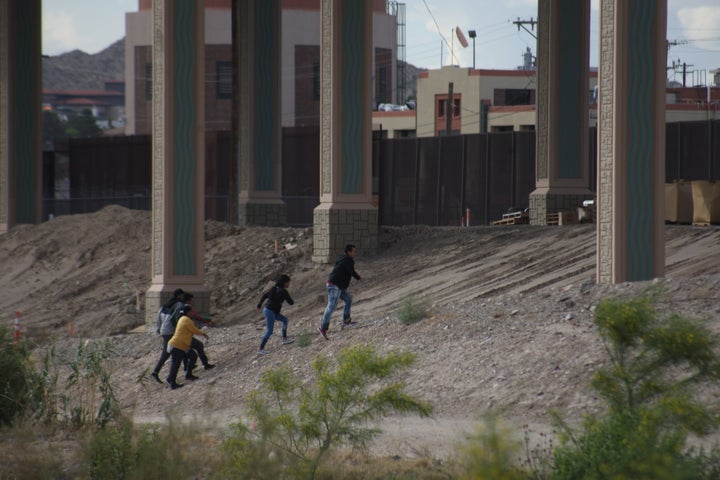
xmin=318 ymin=244 xmax=361 ymax=339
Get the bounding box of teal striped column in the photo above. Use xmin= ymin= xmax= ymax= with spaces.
xmin=313 ymin=0 xmax=377 ymax=263
xmin=597 ymin=0 xmax=666 ymax=283
xmin=529 ymin=0 xmax=593 ymax=226
xmin=145 ymin=0 xmax=209 ymax=326
xmin=236 ymin=0 xmax=286 ymax=226
xmin=0 ymin=0 xmax=42 ymax=232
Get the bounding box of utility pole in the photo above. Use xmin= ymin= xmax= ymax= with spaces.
xmin=671 ymin=58 xmax=694 ymax=87
xmin=512 ymin=17 xmax=537 ymax=40
xmin=666 ymin=40 xmax=690 ymax=84
xmin=446 ymin=82 xmax=454 ymax=136
xmin=468 ymin=30 xmax=477 ymax=69
xmin=666 ymin=39 xmax=688 ymax=51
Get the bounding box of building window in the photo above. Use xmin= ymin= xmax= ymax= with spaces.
xmin=397 ymin=129 xmax=416 ymax=138
xmin=438 ymin=99 xmax=446 ymax=118
xmin=313 ymin=62 xmax=320 ymax=101
xmin=216 ymin=61 xmax=232 ymax=99
xmin=495 ymin=88 xmax=533 ymax=106
xmin=145 ymin=63 xmax=152 ymax=101
xmin=378 ymin=66 xmax=387 ymax=103
xmin=453 ymin=98 xmax=461 ymax=117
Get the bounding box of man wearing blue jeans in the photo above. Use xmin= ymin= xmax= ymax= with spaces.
xmin=318 ymin=244 xmax=361 ymax=339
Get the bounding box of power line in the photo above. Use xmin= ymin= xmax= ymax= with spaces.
xmin=420 ymin=0 xmax=460 ymax=66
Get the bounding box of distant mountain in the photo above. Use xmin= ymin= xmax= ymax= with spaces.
xmin=400 ymin=60 xmax=425 ymax=102
xmin=42 ymin=37 xmax=426 ymax=103
xmin=43 ymin=39 xmax=125 ymax=91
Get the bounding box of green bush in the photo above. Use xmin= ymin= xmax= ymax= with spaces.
xmin=82 ymin=419 xmax=136 ymax=480
xmin=59 ymin=339 xmax=120 ymax=429
xmin=295 ymin=331 xmax=311 ymax=347
xmin=0 ymin=424 xmax=68 ymax=478
xmin=0 ymin=326 xmax=44 ymax=427
xmin=79 ymin=416 xmax=222 ymax=480
xmin=397 ymin=294 xmax=430 ymax=325
xmin=551 ymin=292 xmax=720 ymax=479
xmin=459 ymin=415 xmax=526 ymax=480
xmin=220 ymin=344 xmax=434 ymax=479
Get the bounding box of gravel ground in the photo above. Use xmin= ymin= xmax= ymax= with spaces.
xmin=4 ymin=206 xmax=720 ymax=459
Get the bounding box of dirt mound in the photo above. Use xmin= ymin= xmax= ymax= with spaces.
xmin=4 ymin=206 xmax=720 ymax=458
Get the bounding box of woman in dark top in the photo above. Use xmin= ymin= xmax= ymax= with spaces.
xmin=256 ymin=274 xmax=295 ymax=354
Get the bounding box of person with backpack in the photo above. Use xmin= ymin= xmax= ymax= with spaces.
xmin=150 ymin=289 xmax=185 ymax=384
xmin=166 ymin=304 xmax=209 ymax=389
xmin=256 ymin=274 xmax=295 ymax=355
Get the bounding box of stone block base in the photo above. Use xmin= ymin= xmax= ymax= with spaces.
xmin=145 ymin=284 xmax=211 ymax=330
xmin=312 ymin=204 xmax=378 ymax=263
xmin=238 ymin=200 xmax=287 ymax=226
xmin=529 ymin=190 xmax=594 ymax=226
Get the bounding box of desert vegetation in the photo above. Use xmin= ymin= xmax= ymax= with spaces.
xmin=2 ymin=290 xmax=720 ymax=479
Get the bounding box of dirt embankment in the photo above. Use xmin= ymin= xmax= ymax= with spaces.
xmin=4 ymin=206 xmax=720 ymax=458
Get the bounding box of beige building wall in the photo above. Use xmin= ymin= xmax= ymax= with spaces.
xmin=664 ymin=106 xmax=720 ymax=122
xmin=125 ymin=8 xmax=230 ymax=135
xmin=124 ymin=10 xmax=151 ymax=135
xmin=490 ymin=104 xmax=720 ymax=131
xmin=281 ymin=9 xmax=319 ymax=128
xmin=487 ymin=106 xmax=536 ymax=131
xmin=371 ymin=111 xmax=415 ymax=138
xmin=282 ymin=9 xmax=396 ymax=127
xmin=126 ymin=5 xmax=396 ymax=133
xmin=416 ymin=67 xmax=542 ymax=137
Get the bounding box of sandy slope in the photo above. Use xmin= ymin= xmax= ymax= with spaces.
xmin=3 ymin=206 xmax=720 ymax=458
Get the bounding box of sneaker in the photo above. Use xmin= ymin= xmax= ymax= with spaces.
xmin=282 ymin=338 xmax=295 ymax=345
xmin=204 ymin=364 xmax=215 ymax=371
xmin=150 ymin=372 xmax=163 ymax=384
xmin=341 ymin=319 xmax=358 ymax=329
xmin=168 ymin=382 xmax=184 ymax=390
xmin=257 ymin=349 xmax=270 ymax=355
xmin=185 ymin=373 xmax=200 ymax=381
xmin=317 ymin=327 xmax=329 ymax=340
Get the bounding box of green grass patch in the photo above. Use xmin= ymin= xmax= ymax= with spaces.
xmin=397 ymin=294 xmax=430 ymax=325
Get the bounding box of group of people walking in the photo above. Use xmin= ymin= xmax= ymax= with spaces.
xmin=150 ymin=244 xmax=361 ymax=390
xmin=150 ymin=289 xmax=215 ymax=389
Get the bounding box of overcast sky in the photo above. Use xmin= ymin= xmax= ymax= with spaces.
xmin=42 ymin=0 xmax=720 ymax=85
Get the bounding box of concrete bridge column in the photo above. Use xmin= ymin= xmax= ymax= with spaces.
xmin=596 ymin=0 xmax=666 ymax=283
xmin=313 ymin=0 xmax=377 ymax=263
xmin=235 ymin=0 xmax=286 ymax=226
xmin=530 ymin=0 xmax=594 ymax=225
xmin=145 ymin=0 xmax=209 ymax=325
xmin=0 ymin=0 xmax=42 ymax=232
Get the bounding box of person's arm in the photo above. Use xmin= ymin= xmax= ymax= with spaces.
xmin=284 ymin=290 xmax=294 ymax=306
xmin=257 ymin=290 xmax=269 ymax=309
xmin=189 ymin=306 xmax=212 ymax=325
xmin=187 ymin=320 xmax=208 ymax=338
xmin=348 ymin=262 xmax=361 ymax=281
xmin=342 ymin=258 xmax=360 ymax=281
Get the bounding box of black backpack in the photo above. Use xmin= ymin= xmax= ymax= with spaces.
xmin=168 ymin=305 xmax=185 ymax=327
